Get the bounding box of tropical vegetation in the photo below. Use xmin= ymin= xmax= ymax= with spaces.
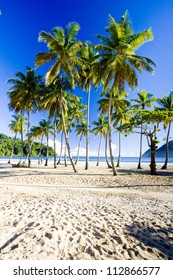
xmin=0 ymin=133 xmax=54 ymax=158
xmin=1 ymin=11 xmax=172 ymax=175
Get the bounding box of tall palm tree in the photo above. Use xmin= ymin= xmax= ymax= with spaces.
xmin=56 ymin=118 xmax=64 ymax=165
xmin=75 ymin=121 xmax=87 ymax=165
xmin=92 ymin=115 xmax=107 ymax=166
xmin=77 ymin=42 xmax=99 ymax=170
xmin=29 ymin=125 xmax=43 ymax=163
xmin=112 ymin=98 xmax=130 ymax=167
xmin=7 ymin=89 xmax=25 ymax=165
xmin=8 ymin=114 xmax=25 ymax=164
xmin=157 ymin=91 xmax=173 ymax=169
xmin=98 ymin=89 xmax=130 ymax=167
xmin=38 ymin=119 xmax=53 ymax=166
xmin=38 ymin=77 xmax=71 ymax=168
xmin=7 ymin=67 xmax=42 ymax=167
xmin=132 ymin=90 xmax=156 ymax=169
xmin=94 ymin=11 xmax=155 ymax=175
xmin=35 ymin=22 xmax=85 ymax=172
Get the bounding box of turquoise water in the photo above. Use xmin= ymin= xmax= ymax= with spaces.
xmin=0 ymin=156 xmax=173 ymax=164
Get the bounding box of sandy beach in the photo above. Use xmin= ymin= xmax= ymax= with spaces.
xmin=0 ymin=162 xmax=173 ymax=260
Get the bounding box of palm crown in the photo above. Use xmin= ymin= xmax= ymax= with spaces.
xmin=35 ymin=22 xmax=85 ymax=86
xmin=94 ymin=11 xmax=155 ymax=91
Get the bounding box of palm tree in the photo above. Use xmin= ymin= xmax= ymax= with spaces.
xmin=35 ymin=22 xmax=85 ymax=172
xmin=8 ymin=114 xmax=25 ymax=164
xmin=98 ymin=89 xmax=130 ymax=167
xmin=132 ymin=90 xmax=156 ymax=169
xmin=29 ymin=125 xmax=43 ymax=163
xmin=7 ymin=89 xmax=25 ymax=165
xmin=112 ymin=98 xmax=130 ymax=167
xmin=92 ymin=115 xmax=107 ymax=166
xmin=157 ymin=91 xmax=173 ymax=169
xmin=7 ymin=67 xmax=42 ymax=167
xmin=94 ymin=11 xmax=155 ymax=175
xmin=38 ymin=119 xmax=53 ymax=166
xmin=77 ymin=42 xmax=99 ymax=170
xmin=75 ymin=121 xmax=87 ymax=164
xmin=38 ymin=77 xmax=71 ymax=168
xmin=56 ymin=119 xmax=64 ymax=165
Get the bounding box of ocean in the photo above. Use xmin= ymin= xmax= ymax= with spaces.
xmin=0 ymin=156 xmax=173 ymax=165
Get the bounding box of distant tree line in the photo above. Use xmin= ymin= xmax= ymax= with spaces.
xmin=0 ymin=133 xmax=54 ymax=157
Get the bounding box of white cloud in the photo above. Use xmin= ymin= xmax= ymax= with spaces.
xmin=48 ymin=139 xmax=64 ymax=154
xmin=112 ymin=143 xmax=117 ymax=152
xmin=48 ymin=140 xmax=117 ymax=157
xmin=71 ymin=143 xmax=117 ymax=157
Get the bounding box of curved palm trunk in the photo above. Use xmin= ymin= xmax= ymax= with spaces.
xmin=23 ymin=154 xmax=28 ymax=164
xmin=59 ymin=72 xmax=77 ymax=172
xmin=8 ymin=132 xmax=17 ymax=164
xmin=75 ymin=133 xmax=83 ymax=165
xmin=24 ymin=141 xmax=33 ymax=164
xmin=38 ymin=134 xmax=44 ymax=164
xmin=85 ymin=87 xmax=90 ymax=170
xmin=57 ymin=131 xmax=64 ymax=165
xmin=96 ymin=134 xmax=102 ymax=166
xmin=137 ymin=124 xmax=143 ymax=169
xmin=28 ymin=110 xmax=31 ymax=168
xmin=161 ymin=121 xmax=171 ymax=169
xmin=45 ymin=134 xmax=49 ymax=166
xmin=105 ymin=131 xmax=112 ymax=168
xmin=64 ymin=143 xmax=67 ymax=167
xmin=116 ymin=131 xmax=121 ymax=167
xmin=108 ymin=90 xmax=117 ymax=176
xmin=19 ymin=110 xmax=24 ymax=165
xmin=53 ymin=111 xmax=57 ymax=169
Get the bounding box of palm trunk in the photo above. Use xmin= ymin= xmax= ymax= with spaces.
xmin=8 ymin=132 xmax=17 ymax=164
xmin=108 ymin=90 xmax=117 ymax=176
xmin=28 ymin=110 xmax=31 ymax=168
xmin=64 ymin=143 xmax=67 ymax=167
xmin=105 ymin=131 xmax=112 ymax=168
xmin=137 ymin=124 xmax=143 ymax=169
xmin=25 ymin=141 xmax=33 ymax=164
xmin=57 ymin=131 xmax=63 ymax=165
xmin=161 ymin=121 xmax=171 ymax=169
xmin=149 ymin=126 xmax=157 ymax=175
xmin=45 ymin=133 xmax=49 ymax=166
xmin=150 ymin=139 xmax=157 ymax=175
xmin=38 ymin=134 xmax=44 ymax=164
xmin=75 ymin=133 xmax=83 ymax=165
xmin=19 ymin=110 xmax=24 ymax=165
xmin=53 ymin=111 xmax=57 ymax=169
xmin=85 ymin=87 xmax=90 ymax=170
xmin=59 ymin=71 xmax=77 ymax=172
xmin=96 ymin=134 xmax=102 ymax=166
xmin=23 ymin=154 xmax=28 ymax=164
xmin=116 ymin=131 xmax=121 ymax=167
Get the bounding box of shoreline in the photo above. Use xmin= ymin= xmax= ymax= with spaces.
xmin=0 ymin=163 xmax=173 ymax=260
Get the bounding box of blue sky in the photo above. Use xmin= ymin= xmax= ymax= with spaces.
xmin=0 ymin=0 xmax=173 ymax=157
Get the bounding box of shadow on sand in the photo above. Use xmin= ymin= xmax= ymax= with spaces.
xmin=0 ymin=222 xmax=35 ymax=253
xmin=126 ymin=222 xmax=173 ymax=260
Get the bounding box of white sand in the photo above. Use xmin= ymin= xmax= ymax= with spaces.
xmin=0 ymin=162 xmax=173 ymax=260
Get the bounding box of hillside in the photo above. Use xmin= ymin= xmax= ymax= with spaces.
xmin=0 ymin=133 xmax=54 ymax=157
xmin=143 ymin=140 xmax=173 ymax=158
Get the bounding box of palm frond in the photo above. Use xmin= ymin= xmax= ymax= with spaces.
xmin=65 ymin=22 xmax=80 ymax=45
xmin=129 ymin=28 xmax=153 ymax=50
xmin=45 ymin=60 xmax=61 ymax=85
xmin=52 ymin=26 xmax=65 ymax=44
xmin=35 ymin=52 xmax=57 ymax=67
